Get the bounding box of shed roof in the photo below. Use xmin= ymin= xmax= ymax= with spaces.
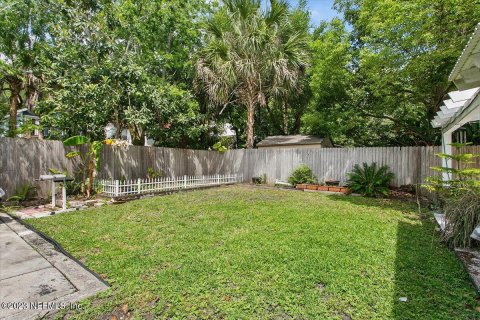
xmin=257 ymin=135 xmax=326 ymax=147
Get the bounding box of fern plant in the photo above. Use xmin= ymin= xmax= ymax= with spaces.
xmin=6 ymin=184 xmax=34 ymax=202
xmin=347 ymin=162 xmax=394 ymax=197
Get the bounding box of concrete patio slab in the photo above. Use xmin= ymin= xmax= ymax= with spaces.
xmin=0 ymin=213 xmax=108 ymax=320
xmin=1 ymin=267 xmax=77 ymax=301
xmin=1 ymin=268 xmax=77 ymax=320
xmin=0 ymin=223 xmax=51 ymax=279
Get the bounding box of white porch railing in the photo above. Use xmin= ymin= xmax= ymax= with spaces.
xmin=98 ymin=174 xmax=241 ymax=197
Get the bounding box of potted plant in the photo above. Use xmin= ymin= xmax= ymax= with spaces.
xmin=288 ymin=165 xmax=318 ymax=189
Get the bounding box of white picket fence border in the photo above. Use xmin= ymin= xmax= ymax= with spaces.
xmin=98 ymin=174 xmax=241 ymax=197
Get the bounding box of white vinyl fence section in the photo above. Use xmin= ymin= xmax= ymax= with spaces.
xmin=98 ymin=174 xmax=240 ymax=197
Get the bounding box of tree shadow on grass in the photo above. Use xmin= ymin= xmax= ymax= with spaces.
xmin=326 ymin=194 xmax=478 ymax=319
xmin=325 ymin=193 xmax=419 ymax=213
xmin=392 ymin=219 xmax=478 ymax=319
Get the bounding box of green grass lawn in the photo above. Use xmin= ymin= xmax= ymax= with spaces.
xmin=27 ymin=186 xmax=478 ymax=319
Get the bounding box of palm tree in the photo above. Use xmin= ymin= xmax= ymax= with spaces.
xmin=196 ymin=0 xmax=308 ymax=148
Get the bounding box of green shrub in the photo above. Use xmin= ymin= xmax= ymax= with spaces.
xmin=6 ymin=184 xmax=36 ymax=202
xmin=347 ymin=162 xmax=394 ymax=197
xmin=288 ymin=164 xmax=317 ymax=185
xmin=147 ymin=167 xmax=162 ymax=179
xmin=423 ymin=144 xmax=480 ymax=248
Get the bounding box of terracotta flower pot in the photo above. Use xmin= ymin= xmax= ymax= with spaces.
xmin=317 ymin=186 xmax=329 ymax=191
xmin=296 ymin=184 xmax=307 ymax=190
xmin=306 ymin=184 xmax=318 ymax=190
xmin=328 ymin=186 xmax=341 ymax=192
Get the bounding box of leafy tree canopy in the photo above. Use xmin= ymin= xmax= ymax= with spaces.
xmin=1 ymin=0 xmax=479 ymax=148
xmin=304 ymin=0 xmax=480 ymax=146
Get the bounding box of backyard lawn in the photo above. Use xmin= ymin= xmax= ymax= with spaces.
xmin=28 ymin=186 xmax=478 ymax=319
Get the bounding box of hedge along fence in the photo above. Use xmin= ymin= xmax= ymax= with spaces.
xmin=2 ymin=137 xmax=479 ymax=198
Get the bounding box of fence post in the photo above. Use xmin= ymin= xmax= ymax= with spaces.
xmin=137 ymin=178 xmax=141 ymax=194
xmin=115 ymin=180 xmax=119 ymax=197
xmin=184 ymin=175 xmax=187 ymax=189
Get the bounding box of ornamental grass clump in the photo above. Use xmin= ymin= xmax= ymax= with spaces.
xmin=288 ymin=164 xmax=317 ymax=186
xmin=442 ymin=188 xmax=480 ymax=248
xmin=346 ymin=162 xmax=394 ymax=197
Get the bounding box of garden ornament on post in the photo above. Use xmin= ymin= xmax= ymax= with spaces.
xmin=38 ymin=174 xmax=74 ymax=211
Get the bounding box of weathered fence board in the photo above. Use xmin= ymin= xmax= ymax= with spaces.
xmin=1 ymin=137 xmax=478 ymax=198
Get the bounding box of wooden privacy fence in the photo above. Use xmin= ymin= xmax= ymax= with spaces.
xmin=98 ymin=174 xmax=241 ymax=197
xmin=2 ymin=137 xmax=479 ymax=198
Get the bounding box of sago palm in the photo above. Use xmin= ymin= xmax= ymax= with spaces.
xmin=196 ymin=0 xmax=308 ymax=148
xmin=347 ymin=162 xmax=395 ymax=197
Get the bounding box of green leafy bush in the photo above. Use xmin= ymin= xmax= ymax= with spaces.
xmin=147 ymin=167 xmax=162 ymax=179
xmin=212 ymin=141 xmax=228 ymax=153
xmin=288 ymin=165 xmax=317 ymax=185
xmin=347 ymin=162 xmax=394 ymax=197
xmin=424 ymin=144 xmax=480 ymax=248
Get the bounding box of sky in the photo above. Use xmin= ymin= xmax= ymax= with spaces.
xmin=287 ymin=0 xmax=341 ymax=27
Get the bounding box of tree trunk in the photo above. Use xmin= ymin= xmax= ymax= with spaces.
xmin=86 ymin=148 xmax=95 ymax=198
xmin=128 ymin=125 xmax=145 ymax=146
xmin=25 ymin=73 xmax=40 ymax=111
xmin=8 ymin=78 xmax=22 ymax=137
xmin=246 ymin=102 xmax=255 ymax=149
xmin=131 ymin=134 xmax=144 ymax=146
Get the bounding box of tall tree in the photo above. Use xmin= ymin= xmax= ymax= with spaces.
xmin=37 ymin=0 xmax=208 ymax=147
xmin=0 ymin=0 xmax=49 ymax=136
xmin=196 ymin=0 xmax=308 ymax=148
xmin=324 ymin=0 xmax=480 ymax=146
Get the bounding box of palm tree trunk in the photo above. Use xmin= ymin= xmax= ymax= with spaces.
xmin=283 ymin=101 xmax=288 ymax=134
xmin=246 ymin=102 xmax=255 ymax=149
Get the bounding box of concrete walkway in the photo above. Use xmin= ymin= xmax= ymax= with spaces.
xmin=0 ymin=213 xmax=108 ymax=319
